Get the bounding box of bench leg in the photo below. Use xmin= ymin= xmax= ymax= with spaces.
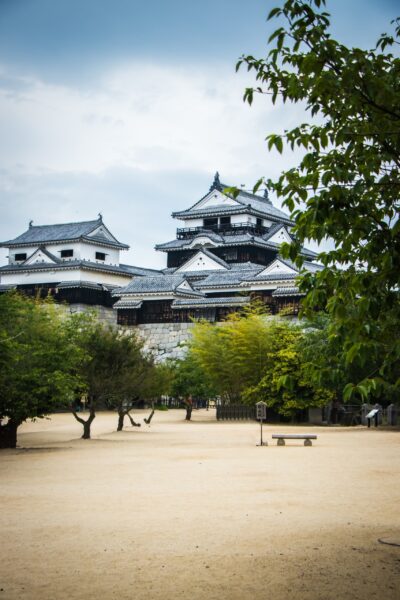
xmin=304 ymin=439 xmax=312 ymax=446
xmin=277 ymin=438 xmax=285 ymax=446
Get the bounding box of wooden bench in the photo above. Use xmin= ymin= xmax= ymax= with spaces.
xmin=272 ymin=433 xmax=318 ymax=446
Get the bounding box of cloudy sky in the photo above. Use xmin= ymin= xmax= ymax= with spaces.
xmin=0 ymin=0 xmax=398 ymax=269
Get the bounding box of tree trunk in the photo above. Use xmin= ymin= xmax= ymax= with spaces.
xmin=0 ymin=419 xmax=21 ymax=449
xmin=185 ymin=406 xmax=192 ymax=421
xmin=127 ymin=412 xmax=141 ymax=427
xmin=144 ymin=409 xmax=155 ymax=425
xmin=117 ymin=411 xmax=125 ymax=431
xmin=72 ymin=405 xmax=96 ymax=439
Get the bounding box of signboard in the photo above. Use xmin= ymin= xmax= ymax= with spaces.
xmin=256 ymin=401 xmax=267 ymax=421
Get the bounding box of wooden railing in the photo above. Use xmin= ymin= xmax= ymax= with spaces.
xmin=176 ymin=223 xmax=268 ymax=239
xmin=216 ymin=405 xmax=257 ymax=420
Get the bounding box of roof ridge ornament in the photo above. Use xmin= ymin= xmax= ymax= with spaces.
xmin=98 ymin=212 xmax=103 ymax=222
xmin=29 ymin=220 xmax=33 ymax=228
xmin=263 ymin=188 xmax=272 ymax=204
xmin=209 ymin=171 xmax=222 ymax=192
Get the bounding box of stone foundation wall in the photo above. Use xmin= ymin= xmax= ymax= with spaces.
xmin=60 ymin=304 xmax=193 ymax=361
xmin=59 ymin=303 xmax=117 ymax=326
xmin=135 ymin=323 xmax=195 ymax=361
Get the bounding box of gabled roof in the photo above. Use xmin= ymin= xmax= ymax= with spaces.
xmin=172 ymin=175 xmax=293 ymax=225
xmin=115 ymin=274 xmax=198 ymax=296
xmin=175 ymin=248 xmax=230 ymax=273
xmin=23 ymin=246 xmax=61 ymax=265
xmin=262 ymin=223 xmax=293 ymax=244
xmin=1 ymin=217 xmax=129 ymax=249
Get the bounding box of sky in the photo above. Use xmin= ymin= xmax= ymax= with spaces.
xmin=0 ymin=0 xmax=398 ymax=269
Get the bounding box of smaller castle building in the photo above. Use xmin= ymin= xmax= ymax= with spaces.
xmin=0 ymin=215 xmax=157 ymax=311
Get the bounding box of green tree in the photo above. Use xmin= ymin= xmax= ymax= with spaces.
xmin=170 ymin=354 xmax=217 ymax=420
xmin=237 ymin=0 xmax=400 ymax=397
xmin=0 ymin=293 xmax=84 ymax=448
xmin=72 ymin=325 xmax=152 ymax=437
xmin=300 ymin=314 xmax=400 ymax=405
xmin=189 ymin=307 xmax=273 ymax=403
xmin=189 ymin=307 xmax=331 ymax=416
xmin=244 ymin=319 xmax=332 ymax=417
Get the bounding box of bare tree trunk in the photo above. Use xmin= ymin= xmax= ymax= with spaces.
xmin=117 ymin=410 xmax=125 ymax=431
xmin=72 ymin=405 xmax=96 ymax=439
xmin=0 ymin=419 xmax=21 ymax=449
xmin=144 ymin=409 xmax=155 ymax=425
xmin=127 ymin=412 xmax=141 ymax=427
xmin=185 ymin=405 xmax=192 ymax=421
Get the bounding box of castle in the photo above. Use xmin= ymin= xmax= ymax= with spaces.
xmin=0 ymin=173 xmax=321 ymax=358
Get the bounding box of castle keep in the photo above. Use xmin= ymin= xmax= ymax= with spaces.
xmin=0 ymin=174 xmax=322 ymax=358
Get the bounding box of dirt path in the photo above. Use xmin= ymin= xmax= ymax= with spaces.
xmin=1 ymin=410 xmax=399 ymax=600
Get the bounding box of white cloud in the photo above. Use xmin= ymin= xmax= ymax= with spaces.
xmin=0 ymin=61 xmax=312 ymax=269
xmin=0 ymin=61 xmax=306 ymax=179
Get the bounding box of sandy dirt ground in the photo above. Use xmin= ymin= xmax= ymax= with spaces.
xmin=0 ymin=409 xmax=399 ymax=600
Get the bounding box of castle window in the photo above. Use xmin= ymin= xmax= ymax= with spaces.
xmin=220 ymin=216 xmax=231 ymax=226
xmin=95 ymin=252 xmax=106 ymax=261
xmin=204 ymin=218 xmax=218 ymax=229
xmin=60 ymin=249 xmax=73 ymax=258
xmin=15 ymin=253 xmax=27 ymax=261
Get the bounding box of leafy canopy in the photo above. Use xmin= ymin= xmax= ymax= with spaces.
xmin=188 ymin=306 xmax=331 ymax=414
xmin=0 ymin=292 xmax=85 ymax=425
xmin=237 ymin=0 xmax=400 ymax=397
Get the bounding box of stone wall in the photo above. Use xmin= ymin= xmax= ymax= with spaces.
xmin=135 ymin=323 xmax=195 ymax=361
xmin=61 ymin=304 xmax=193 ymax=361
xmin=59 ymin=303 xmax=117 ymax=326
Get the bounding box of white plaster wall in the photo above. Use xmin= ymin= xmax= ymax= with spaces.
xmin=8 ymin=246 xmax=44 ymax=264
xmin=268 ymin=228 xmax=291 ymax=244
xmin=80 ymin=242 xmax=120 ymax=265
xmin=261 ymin=259 xmax=296 ymax=275
xmin=182 ymin=218 xmax=203 ymax=228
xmin=231 ymin=213 xmax=252 ymax=224
xmin=0 ymin=267 xmax=132 ymax=287
xmin=196 ymin=190 xmax=238 ymax=209
xmin=176 ymin=251 xmax=226 ymax=272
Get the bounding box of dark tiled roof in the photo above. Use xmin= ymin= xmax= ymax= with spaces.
xmin=172 ymin=185 xmax=293 ymax=225
xmin=156 ymin=232 xmax=281 ymax=252
xmin=119 ymin=264 xmax=163 ymax=276
xmin=113 ymin=299 xmax=143 ymax=309
xmin=241 ymin=272 xmax=298 ymax=283
xmin=272 ymin=286 xmax=304 ymax=297
xmin=116 ymin=274 xmax=189 ymax=295
xmin=56 ymin=280 xmax=110 ymax=290
xmin=1 ymin=218 xmax=129 ymax=249
xmin=197 ymin=268 xmax=265 ymax=289
xmin=171 ymin=296 xmax=251 ymax=309
xmin=155 ymin=232 xmax=317 ymax=260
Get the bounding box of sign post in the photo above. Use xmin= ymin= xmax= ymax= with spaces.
xmin=256 ymin=401 xmax=268 ymax=446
